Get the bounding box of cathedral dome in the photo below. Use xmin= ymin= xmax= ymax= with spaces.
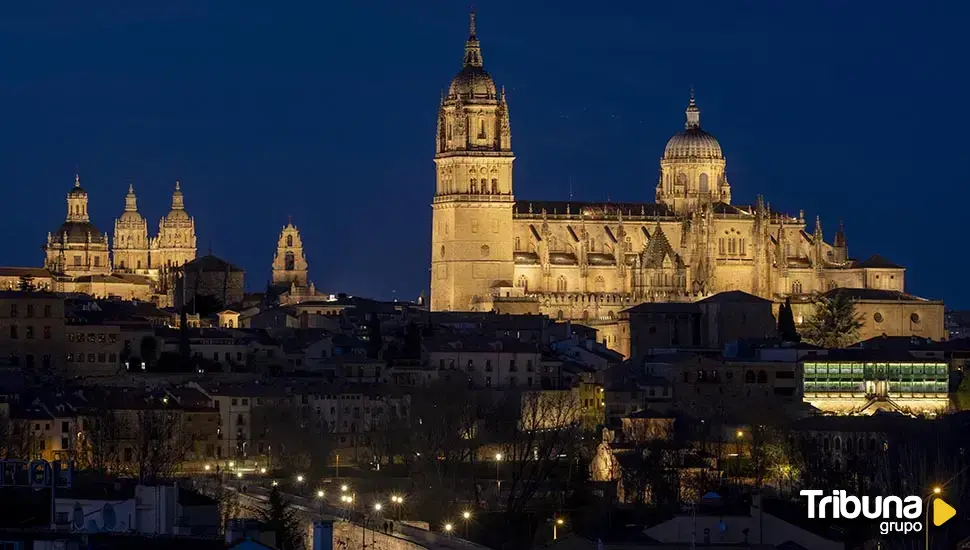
xmin=663 ymin=93 xmax=723 ymax=160
xmin=447 ymin=12 xmax=497 ymax=100
xmin=448 ymin=65 xmax=497 ymax=99
xmin=53 ymin=221 xmax=103 ymax=244
xmin=161 ymin=181 xmax=192 ymax=224
xmin=117 ymin=184 xmax=146 ymax=224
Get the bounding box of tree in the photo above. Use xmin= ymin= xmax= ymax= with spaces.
xmin=365 ymin=314 xmax=382 ymax=359
xmin=132 ymin=408 xmax=192 ymax=483
xmin=253 ymin=403 xmax=333 ymax=477
xmin=259 ymin=486 xmax=302 ymax=550
xmin=777 ymin=297 xmax=801 ymax=343
xmin=17 ymin=275 xmax=35 ymax=292
xmin=79 ymin=408 xmax=122 ymax=474
xmin=139 ymin=336 xmax=158 ymax=370
xmin=801 ymin=292 xmax=863 ymax=348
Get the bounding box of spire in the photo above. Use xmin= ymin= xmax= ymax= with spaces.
xmin=171 ymin=180 xmax=185 ymax=210
xmin=463 ymin=10 xmax=483 ymax=68
xmin=125 ymin=183 xmax=138 ymax=212
xmin=74 ymin=173 xmax=81 ymax=188
xmin=834 ymin=220 xmax=846 ymax=247
xmin=814 ymin=215 xmax=823 ymax=241
xmin=685 ymin=88 xmax=700 ymax=129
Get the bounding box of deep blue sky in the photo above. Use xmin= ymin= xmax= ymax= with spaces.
xmin=0 ymin=1 xmax=966 ymax=306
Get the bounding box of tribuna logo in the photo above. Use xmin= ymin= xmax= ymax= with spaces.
xmin=801 ymin=490 xmax=923 ymax=534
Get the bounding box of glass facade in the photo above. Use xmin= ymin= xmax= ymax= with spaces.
xmin=803 ymin=361 xmax=948 ymax=397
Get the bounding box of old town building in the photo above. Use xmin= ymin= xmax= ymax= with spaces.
xmin=428 ymin=13 xmax=934 ymax=348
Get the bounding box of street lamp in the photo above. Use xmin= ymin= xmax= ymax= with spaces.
xmin=926 ymin=486 xmax=943 ymax=549
xmin=341 ymin=484 xmax=349 ymax=493
xmin=260 ymin=467 xmax=267 ymax=474
xmin=204 ymin=464 xmax=211 ymax=472
xmin=296 ymin=475 xmax=304 ymax=483
xmin=553 ymin=517 xmax=564 ymax=540
xmin=735 ymin=430 xmax=744 ymax=483
xmin=316 ymin=490 xmax=325 ymax=514
xmin=462 ymin=511 xmax=471 ymax=538
xmin=444 ymin=523 xmax=453 ymax=536
xmin=495 ymin=452 xmax=503 ymax=501
xmin=391 ymin=495 xmax=404 ymax=520
xmin=317 ymin=489 xmax=325 ymax=498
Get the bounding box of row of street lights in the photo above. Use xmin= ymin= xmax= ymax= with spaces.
xmin=441 ymin=511 xmax=566 ymax=541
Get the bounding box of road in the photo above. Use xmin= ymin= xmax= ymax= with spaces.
xmin=227 ymin=482 xmax=491 ymax=550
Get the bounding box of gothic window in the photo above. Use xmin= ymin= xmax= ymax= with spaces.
xmin=556 ymin=310 xmax=564 ymax=321
xmin=440 ymin=245 xmax=445 ymax=258
xmin=136 ymin=260 xmax=141 ymax=269
xmin=557 ymin=276 xmax=567 ymax=293
xmin=792 ymin=280 xmax=803 ymax=294
xmin=582 ymin=310 xmax=589 ymax=322
xmin=94 ymin=256 xmax=101 ymax=267
xmin=718 ymin=238 xmax=725 ymax=255
xmin=480 ymin=245 xmax=490 ymax=258
xmin=119 ymin=260 xmax=125 ymax=269
xmin=286 ymin=235 xmax=293 ymax=247
xmin=517 ymin=275 xmax=528 ymax=291
xmin=827 ymin=281 xmax=837 ymax=290
xmin=608 ymin=311 xmax=615 ymax=320
xmin=589 ymin=238 xmax=596 ymax=252
xmin=740 ymin=239 xmax=746 ymax=256
xmin=491 ymin=179 xmax=498 ymax=194
xmin=285 ymin=252 xmax=295 ymax=270
xmin=728 ymin=239 xmax=736 ymax=254
xmin=594 ymin=276 xmax=605 ymax=293
xmin=699 ymin=173 xmax=710 ymax=193
xmin=514 ymin=237 xmax=521 ymax=251
xmin=470 ymin=179 xmax=477 ymax=193
xmin=478 ymin=119 xmax=486 ymax=139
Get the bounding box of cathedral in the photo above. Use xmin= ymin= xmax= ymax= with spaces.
xmin=41 ymin=175 xmax=198 ymax=304
xmin=430 ymin=13 xmax=908 ymax=328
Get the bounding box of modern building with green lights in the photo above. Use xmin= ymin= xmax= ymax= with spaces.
xmin=802 ymin=350 xmax=949 ymax=415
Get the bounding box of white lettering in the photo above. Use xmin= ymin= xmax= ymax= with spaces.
xmin=801 ymin=490 xmax=824 ymax=518
xmin=863 ymin=496 xmax=882 ymax=519
xmin=883 ymin=496 xmax=903 ymax=518
xmin=902 ymin=496 xmax=921 ymax=519
xmin=840 ymin=492 xmax=861 ymax=519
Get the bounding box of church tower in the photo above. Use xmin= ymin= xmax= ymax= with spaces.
xmin=112 ymin=184 xmax=150 ymax=272
xmin=272 ymin=219 xmax=309 ymax=287
xmin=44 ymin=174 xmax=111 ymax=277
xmin=656 ymin=92 xmax=731 ymax=215
xmin=430 ymin=11 xmax=515 ymax=311
xmin=150 ymin=181 xmax=197 ymax=270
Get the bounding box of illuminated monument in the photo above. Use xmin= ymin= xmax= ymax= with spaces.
xmin=428 ymin=12 xmax=935 ymax=349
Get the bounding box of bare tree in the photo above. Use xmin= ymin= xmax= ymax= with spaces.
xmin=133 ymin=408 xmax=191 ymax=483
xmin=253 ymin=403 xmax=332 ymax=477
xmin=79 ymin=408 xmax=122 ymax=474
xmin=496 ymin=389 xmax=582 ymax=517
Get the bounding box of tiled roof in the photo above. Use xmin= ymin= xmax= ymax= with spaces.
xmin=854 ymin=254 xmax=903 ymax=269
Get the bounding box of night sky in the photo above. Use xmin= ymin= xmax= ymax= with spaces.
xmin=0 ymin=1 xmax=965 ymax=306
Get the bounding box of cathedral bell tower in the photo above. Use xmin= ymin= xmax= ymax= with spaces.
xmin=430 ymin=11 xmax=515 ymax=311
xmin=272 ymin=219 xmax=309 ymax=287
xmin=112 ymin=184 xmax=150 ymax=272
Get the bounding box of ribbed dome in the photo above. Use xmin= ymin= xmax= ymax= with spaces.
xmin=663 ymin=92 xmax=723 ymax=160
xmin=664 ymin=128 xmax=723 ymax=160
xmin=53 ymin=221 xmax=103 ymax=244
xmin=449 ymin=65 xmax=497 ymax=98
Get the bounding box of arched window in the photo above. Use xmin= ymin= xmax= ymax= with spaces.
xmin=557 ymin=276 xmax=567 ymax=292
xmin=227 ymin=320 xmax=234 ymax=328
xmin=480 ymin=245 xmax=490 ymax=258
xmin=745 ymin=370 xmax=755 ymax=383
xmin=514 ymin=237 xmax=521 ymax=251
xmin=517 ymin=275 xmax=528 ymax=291
xmin=556 ymin=310 xmax=564 ymax=321
xmin=285 ymin=251 xmax=295 ymax=270
xmin=834 ymin=437 xmax=842 ymax=451
xmin=470 ymin=179 xmax=477 ymax=193
xmin=491 ymin=179 xmax=499 ymax=194
xmin=581 ymin=310 xmax=589 ymax=322
xmin=757 ymin=370 xmax=768 ymax=383
xmin=676 ymin=173 xmax=687 ymax=186
xmin=719 ymin=238 xmax=725 ymax=255
xmin=594 ymin=276 xmax=605 ymax=293
xmin=699 ymin=173 xmax=710 ymax=193
xmin=827 ymin=281 xmax=837 ymax=290
xmin=792 ymin=280 xmax=803 ymax=294
xmin=286 ymin=235 xmax=293 ymax=247
xmin=608 ymin=311 xmax=615 ymax=320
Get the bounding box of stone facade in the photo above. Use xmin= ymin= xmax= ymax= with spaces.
xmin=268 ymin=219 xmax=328 ymax=305
xmin=789 ymin=288 xmax=946 ymax=343
xmin=112 ymin=184 xmax=151 ymax=272
xmin=44 ymin=175 xmax=111 ymax=277
xmin=427 ymin=14 xmax=914 ymax=339
xmin=175 ymin=254 xmax=245 ymax=309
